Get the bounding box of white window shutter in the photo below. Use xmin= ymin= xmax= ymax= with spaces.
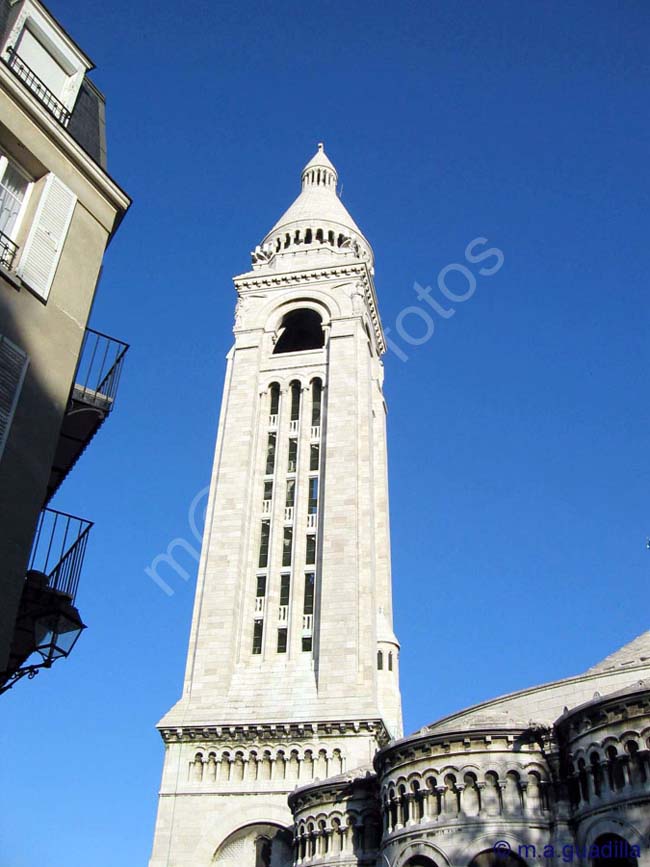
xmin=17 ymin=173 xmax=76 ymax=300
xmin=0 ymin=334 xmax=29 ymax=461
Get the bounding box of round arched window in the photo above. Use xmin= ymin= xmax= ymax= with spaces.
xmin=274 ymin=309 xmax=324 ymax=353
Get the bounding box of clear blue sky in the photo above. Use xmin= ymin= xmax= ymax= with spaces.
xmin=1 ymin=1 xmax=649 ymax=865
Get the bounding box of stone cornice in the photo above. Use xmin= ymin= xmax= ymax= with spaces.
xmin=232 ymin=262 xmax=385 ymax=355
xmin=375 ymin=726 xmax=544 ymax=774
xmin=159 ymin=718 xmax=391 ymax=746
xmin=289 ymin=770 xmax=379 ymax=811
xmin=556 ymin=687 xmax=650 ymax=741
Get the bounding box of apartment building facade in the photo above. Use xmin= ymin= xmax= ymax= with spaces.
xmin=0 ymin=0 xmax=130 ymax=692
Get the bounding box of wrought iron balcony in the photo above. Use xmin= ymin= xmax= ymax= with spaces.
xmin=1 ymin=508 xmax=92 ymax=692
xmin=46 ymin=327 xmax=129 ymax=502
xmin=28 ymin=508 xmax=93 ymax=601
xmin=4 ymin=46 xmax=71 ymax=126
xmin=0 ymin=230 xmax=18 ymax=269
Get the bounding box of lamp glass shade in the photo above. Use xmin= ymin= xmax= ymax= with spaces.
xmin=33 ymin=603 xmax=85 ymax=664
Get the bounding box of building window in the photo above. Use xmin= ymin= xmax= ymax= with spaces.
xmin=282 ymin=527 xmax=293 ymax=567
xmin=311 ymin=379 xmax=322 ymax=426
xmin=258 ymin=521 xmax=270 ymax=568
xmin=377 ymin=650 xmax=383 ymax=670
xmin=388 ymin=652 xmax=393 ymax=671
xmin=310 ymin=443 xmax=319 ymax=471
xmin=263 ymin=480 xmax=273 ymax=500
xmin=252 ymin=619 xmax=263 ymax=655
xmin=0 ymin=155 xmax=29 ymax=239
xmin=0 ymin=335 xmax=29 ymax=460
xmin=302 ymin=636 xmax=312 ymax=652
xmin=303 ymin=573 xmax=315 ymax=615
xmin=285 ymin=479 xmax=295 ymax=507
xmin=265 ymin=433 xmax=276 ymax=475
xmin=269 ymin=383 xmax=280 ymax=418
xmin=308 ymin=478 xmax=318 ymax=514
xmin=280 ymin=573 xmax=290 ymax=607
xmin=277 ymin=628 xmax=288 ymax=653
xmin=256 ymin=574 xmax=267 ymax=598
xmin=273 ymin=309 xmax=324 ymax=353
xmin=305 ymin=534 xmax=316 ymax=565
xmin=287 ymin=438 xmax=297 ymax=473
xmin=290 ymin=381 xmax=301 ymax=421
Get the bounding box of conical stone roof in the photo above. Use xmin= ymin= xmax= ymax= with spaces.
xmin=259 ymin=143 xmax=371 ymax=261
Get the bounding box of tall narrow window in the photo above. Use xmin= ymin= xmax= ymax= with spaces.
xmin=311 ymin=379 xmax=322 ymax=426
xmin=290 ymin=381 xmax=301 ymax=421
xmin=252 ymin=620 xmax=263 ymax=655
xmin=302 ymin=572 xmax=315 ymax=653
xmin=287 ymin=438 xmax=298 ymax=473
xmin=377 ymin=650 xmax=383 ymax=670
xmin=388 ymin=652 xmax=393 ymax=671
xmin=258 ymin=521 xmax=270 ymax=568
xmin=265 ymin=433 xmax=276 ymax=475
xmin=277 ymin=628 xmax=288 ymax=653
xmin=303 ymin=573 xmax=315 ymax=615
xmin=263 ymin=480 xmax=273 ymax=500
xmin=280 ymin=573 xmax=291 ymax=607
xmin=305 ymin=534 xmax=316 ymax=565
xmin=0 ymin=156 xmax=29 ymax=240
xmin=282 ymin=527 xmax=293 ymax=567
xmin=256 ymin=575 xmax=267 ymax=598
xmin=285 ymin=479 xmax=295 ymax=507
xmin=308 ymin=478 xmax=318 ymax=514
xmin=0 ymin=335 xmax=28 ymax=460
xmin=310 ymin=444 xmax=319 ymax=471
xmin=269 ymin=383 xmax=280 ymax=418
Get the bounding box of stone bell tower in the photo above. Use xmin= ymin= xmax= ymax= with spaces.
xmin=148 ymin=144 xmax=402 ymax=867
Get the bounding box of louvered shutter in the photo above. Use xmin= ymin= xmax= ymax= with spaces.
xmin=0 ymin=334 xmax=29 ymax=461
xmin=17 ymin=173 xmax=76 ymax=300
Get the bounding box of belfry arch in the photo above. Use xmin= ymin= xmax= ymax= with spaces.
xmin=273 ymin=308 xmax=325 ymax=353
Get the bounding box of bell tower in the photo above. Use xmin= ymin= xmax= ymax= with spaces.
xmin=149 ymin=144 xmax=402 ymax=867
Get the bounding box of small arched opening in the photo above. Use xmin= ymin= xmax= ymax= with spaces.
xmin=592 ymin=834 xmax=639 ymax=867
xmin=469 ymin=849 xmax=529 ymax=867
xmin=404 ymin=857 xmax=439 ymax=867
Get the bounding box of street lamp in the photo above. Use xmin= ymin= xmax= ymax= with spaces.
xmin=0 ymin=569 xmax=86 ymax=694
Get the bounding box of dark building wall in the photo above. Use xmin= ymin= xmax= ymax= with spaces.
xmin=68 ymin=78 xmax=107 ymax=169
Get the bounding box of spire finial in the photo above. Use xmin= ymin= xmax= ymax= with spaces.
xmin=317 ymin=142 xmax=324 ymax=152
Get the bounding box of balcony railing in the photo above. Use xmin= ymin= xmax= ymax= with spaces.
xmin=4 ymin=47 xmax=71 ymax=126
xmin=254 ymin=596 xmax=265 ymax=618
xmin=261 ymin=499 xmax=272 ymax=516
xmin=0 ymin=230 xmax=18 ymax=269
xmin=28 ymin=508 xmax=93 ymax=602
xmin=73 ymin=328 xmax=128 ymax=410
xmin=278 ymin=605 xmax=288 ymax=624
xmin=268 ymin=413 xmax=278 ymax=429
xmin=310 ymin=425 xmax=320 ymax=441
xmin=302 ymin=614 xmax=313 ymax=635
xmin=46 ymin=327 xmax=129 ymax=502
xmin=289 ymin=419 xmax=299 ymax=434
xmin=306 ymin=512 xmax=317 ymax=530
xmin=284 ymin=506 xmax=294 ymax=523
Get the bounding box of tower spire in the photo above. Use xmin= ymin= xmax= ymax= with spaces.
xmin=250 ymin=143 xmax=374 ymax=271
xmin=300 ymin=142 xmax=338 ymax=190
